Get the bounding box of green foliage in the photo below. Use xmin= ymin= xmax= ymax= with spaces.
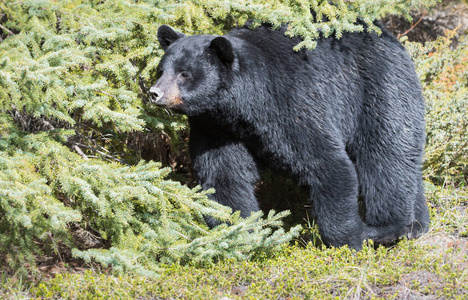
xmin=25 ymin=237 xmax=468 ymax=298
xmin=73 ymin=210 xmax=300 ymax=277
xmin=0 ymin=117 xmax=81 ymax=272
xmin=0 ymin=117 xmax=301 ymax=276
xmin=0 ymin=0 xmax=174 ymax=135
xmin=407 ymin=32 xmax=468 ymax=185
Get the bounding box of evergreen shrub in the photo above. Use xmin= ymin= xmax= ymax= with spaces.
xmin=407 ymin=32 xmax=468 ymax=185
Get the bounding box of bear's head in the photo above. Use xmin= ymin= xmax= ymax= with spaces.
xmin=149 ymin=25 xmax=235 ymax=116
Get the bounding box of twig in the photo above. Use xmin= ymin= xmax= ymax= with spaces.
xmin=48 ymin=232 xmax=64 ymax=263
xmin=96 ymin=90 xmax=123 ymax=108
xmin=71 ymin=141 xmax=129 ymax=165
xmin=73 ymin=145 xmax=89 ymax=160
xmin=397 ymin=11 xmax=426 ymax=39
xmin=189 ymin=221 xmax=209 ymax=235
xmin=175 ymin=231 xmax=193 ymax=241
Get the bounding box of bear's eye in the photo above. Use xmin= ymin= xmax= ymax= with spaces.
xmin=180 ymin=71 xmax=191 ymax=79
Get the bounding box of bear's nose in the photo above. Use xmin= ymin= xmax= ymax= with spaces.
xmin=149 ymin=86 xmax=164 ymax=103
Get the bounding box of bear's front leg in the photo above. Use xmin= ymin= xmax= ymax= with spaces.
xmin=189 ymin=125 xmax=260 ymax=227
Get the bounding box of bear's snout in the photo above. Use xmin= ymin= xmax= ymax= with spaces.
xmin=149 ymin=86 xmax=164 ymax=104
xmin=148 ymin=82 xmax=183 ymax=108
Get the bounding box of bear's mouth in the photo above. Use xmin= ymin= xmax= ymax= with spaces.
xmin=151 ymin=97 xmax=183 ymax=109
xmin=150 ymin=99 xmax=184 ymax=114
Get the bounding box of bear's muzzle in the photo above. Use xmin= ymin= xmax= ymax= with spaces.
xmin=149 ymin=86 xmax=164 ymax=104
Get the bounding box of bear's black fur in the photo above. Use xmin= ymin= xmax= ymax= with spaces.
xmin=149 ymin=22 xmax=430 ymax=250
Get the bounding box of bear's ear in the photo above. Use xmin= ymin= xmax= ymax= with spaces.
xmin=158 ymin=25 xmax=185 ymax=50
xmin=209 ymin=37 xmax=234 ymax=67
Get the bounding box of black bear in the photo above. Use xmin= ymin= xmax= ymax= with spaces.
xmin=149 ymin=22 xmax=430 ymax=250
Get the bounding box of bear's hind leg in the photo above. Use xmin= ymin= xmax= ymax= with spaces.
xmin=360 ymin=178 xmax=429 ymax=244
xmin=352 ymin=143 xmax=424 ymax=244
xmin=407 ymin=178 xmax=430 ymax=239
